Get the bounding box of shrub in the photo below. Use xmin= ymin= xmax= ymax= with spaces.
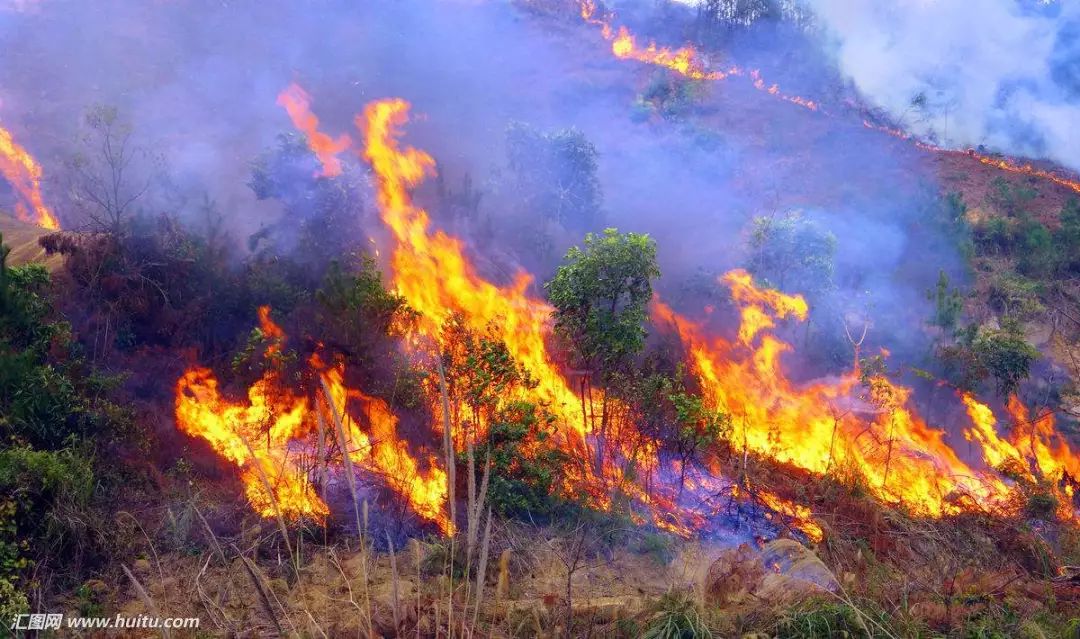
xmin=483 ymin=401 xmax=567 ymax=518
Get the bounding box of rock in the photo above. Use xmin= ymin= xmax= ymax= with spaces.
xmin=754 ymin=539 xmax=839 ymax=604
xmin=704 ymin=540 xmax=838 ymax=609
xmin=703 ymin=543 xmax=765 ymax=606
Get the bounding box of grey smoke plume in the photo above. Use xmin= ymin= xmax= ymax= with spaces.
xmin=807 ymin=0 xmax=1080 ymax=172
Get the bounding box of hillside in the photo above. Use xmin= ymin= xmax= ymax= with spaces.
xmin=0 ymin=1 xmax=1078 ymax=638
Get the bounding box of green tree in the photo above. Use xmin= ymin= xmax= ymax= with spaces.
xmin=546 ymin=228 xmax=660 ymax=376
xmin=665 ymin=371 xmax=729 ymax=497
xmin=972 ymin=319 xmax=1040 ymax=397
xmin=546 ymin=228 xmax=660 ymax=466
xmin=506 ymin=122 xmax=602 ymax=232
xmin=927 ymin=270 xmax=963 ymax=333
xmin=747 ymin=211 xmax=836 ymax=297
xmin=483 ymin=401 xmax=566 ymax=518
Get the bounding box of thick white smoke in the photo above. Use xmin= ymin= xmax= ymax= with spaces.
xmin=807 ymin=0 xmax=1080 ymax=172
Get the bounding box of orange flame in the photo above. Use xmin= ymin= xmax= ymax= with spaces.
xmin=1006 ymin=395 xmax=1080 ymax=484
xmin=578 ymin=2 xmax=817 ymax=110
xmin=174 ymin=307 xmax=323 ymax=519
xmin=360 ymin=99 xmax=587 ymax=442
xmin=652 ymin=275 xmax=1016 ymax=518
xmin=862 ymin=119 xmax=1080 ymax=197
xmin=276 ymin=83 xmax=352 ymax=178
xmin=175 ymin=307 xmax=452 ymax=531
xmin=0 ymin=124 xmax=60 ymax=230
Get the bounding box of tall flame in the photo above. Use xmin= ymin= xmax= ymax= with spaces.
xmin=0 ymin=124 xmax=60 ymax=230
xmin=360 ymin=99 xmax=587 ymax=442
xmin=276 ymin=83 xmax=352 ymax=178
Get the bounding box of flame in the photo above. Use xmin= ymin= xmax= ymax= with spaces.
xmin=276 ymin=83 xmax=352 ymax=177
xmin=265 ymin=88 xmax=1079 ymax=540
xmin=315 ymin=357 xmax=453 ymax=535
xmin=581 ymin=0 xmax=725 ymax=81
xmin=174 ymin=307 xmax=323 ymax=519
xmin=578 ymin=2 xmax=816 ymax=110
xmin=755 ymin=488 xmax=824 ymax=543
xmin=175 ymin=307 xmax=452 ymax=531
xmin=0 ymin=124 xmax=59 ymax=230
xmin=652 ymin=275 xmax=1017 ymax=518
xmin=961 ymin=393 xmax=1030 ymax=479
xmin=1006 ymin=395 xmax=1080 ymax=484
xmin=862 ymin=119 xmax=1080 ymax=197
xmin=360 ymin=98 xmax=587 ymax=442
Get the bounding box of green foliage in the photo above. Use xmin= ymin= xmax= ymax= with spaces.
xmin=317 ymin=257 xmax=410 ymax=332
xmin=971 ymin=319 xmax=1040 ymax=397
xmin=636 ymin=532 xmax=677 ymax=566
xmin=927 ymin=270 xmax=964 ymax=333
xmin=1024 ymin=492 xmax=1058 ymax=520
xmin=545 ymin=228 xmax=661 ymax=377
xmin=637 ymin=72 xmax=707 ymax=119
xmin=642 ymin=591 xmax=713 ymax=639
xmin=664 ymin=369 xmax=730 ymax=489
xmin=987 ymin=176 xmax=1037 ymax=218
xmin=987 ymin=273 xmax=1045 ymax=318
xmin=748 ymin=211 xmax=836 ymax=298
xmin=483 ymin=401 xmax=567 ymax=518
xmin=0 ymin=234 xmax=129 ymax=604
xmin=506 ymin=122 xmax=603 ymax=231
xmin=938 ymin=318 xmax=1039 ymax=397
xmin=441 ymin=317 xmax=533 ymax=423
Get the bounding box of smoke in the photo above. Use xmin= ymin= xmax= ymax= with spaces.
xmin=0 ymin=0 xmax=979 ymax=370
xmin=806 ymin=0 xmax=1080 ymax=172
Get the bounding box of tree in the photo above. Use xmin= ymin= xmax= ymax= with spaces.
xmin=972 ymin=319 xmax=1040 ymax=397
xmin=927 ymin=270 xmax=963 ymax=334
xmin=547 ymin=228 xmax=660 ymax=376
xmin=747 ymin=210 xmax=836 ymax=297
xmin=68 ymin=106 xmax=158 ymax=235
xmin=665 ymin=371 xmax=729 ymax=497
xmin=545 ymin=228 xmax=660 ymax=465
xmin=506 ymin=122 xmax=602 ymax=232
xmin=483 ymin=401 xmax=566 ymax=518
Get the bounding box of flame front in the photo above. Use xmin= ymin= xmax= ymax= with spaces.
xmin=175 ymin=307 xmax=452 ymax=531
xmin=579 ymin=1 xmax=816 ymax=110
xmin=651 ymin=280 xmax=1023 ymax=518
xmin=276 ymin=83 xmax=352 ymax=177
xmin=0 ymin=124 xmax=60 ymax=230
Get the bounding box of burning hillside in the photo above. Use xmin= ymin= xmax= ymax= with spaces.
xmin=2 ymin=0 xmax=1080 ymax=636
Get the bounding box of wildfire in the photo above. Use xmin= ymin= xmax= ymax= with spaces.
xmin=1006 ymin=395 xmax=1080 ymax=486
xmin=652 ymin=276 xmax=1020 ymax=518
xmin=862 ymin=119 xmax=1080 ymax=197
xmin=174 ymin=306 xmax=452 ymax=532
xmin=578 ymin=1 xmax=817 ymax=110
xmin=360 ymin=98 xmax=587 ymax=443
xmin=0 ymin=123 xmax=60 ymax=230
xmin=580 ymin=0 xmax=726 ymax=81
xmin=276 ymin=83 xmax=352 ymax=177
xmin=174 ymin=307 xmax=323 ymax=519
xmin=316 ymin=357 xmax=453 ymax=534
xmin=266 ymin=87 xmax=1079 ymax=541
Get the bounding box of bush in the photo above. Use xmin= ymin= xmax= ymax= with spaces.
xmin=483 ymin=401 xmax=567 ymax=518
